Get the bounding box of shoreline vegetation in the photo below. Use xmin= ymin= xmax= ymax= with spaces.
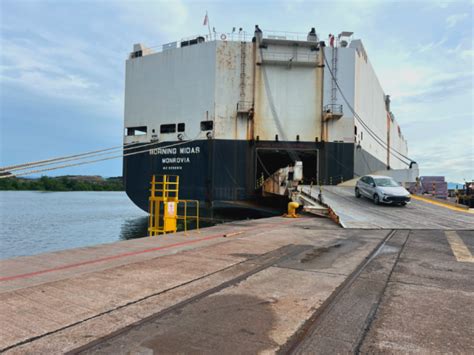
xmin=0 ymin=176 xmax=124 ymax=191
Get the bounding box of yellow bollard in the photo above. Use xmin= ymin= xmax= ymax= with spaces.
xmin=285 ymin=202 xmax=300 ymax=218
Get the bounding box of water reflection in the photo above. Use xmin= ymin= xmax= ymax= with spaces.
xmin=119 ymin=216 xmax=149 ymax=240
xmin=0 ymin=191 xmax=277 ymax=259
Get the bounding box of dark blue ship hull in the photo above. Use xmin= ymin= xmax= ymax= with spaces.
xmin=123 ymin=139 xmax=385 ymax=212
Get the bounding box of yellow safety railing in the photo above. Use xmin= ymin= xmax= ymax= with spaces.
xmin=148 ymin=175 xmax=199 ymax=236
xmin=176 ymin=199 xmax=200 ymax=234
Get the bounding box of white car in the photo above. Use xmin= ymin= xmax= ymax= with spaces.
xmin=355 ymin=175 xmax=411 ymax=206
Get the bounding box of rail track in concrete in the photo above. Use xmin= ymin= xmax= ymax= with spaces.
xmin=2 ymin=217 xmax=385 ymax=353
xmin=280 ymin=229 xmax=407 ymax=354
xmin=1 ymin=191 xmax=472 ymax=354
xmin=68 ymin=227 xmax=473 ymax=354
xmin=75 ymin=233 xmax=400 ymax=354
xmin=74 ymin=230 xmax=402 ymax=355
xmin=70 ymin=244 xmax=315 ymax=354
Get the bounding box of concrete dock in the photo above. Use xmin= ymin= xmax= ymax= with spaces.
xmin=1 ymin=194 xmax=473 ymax=354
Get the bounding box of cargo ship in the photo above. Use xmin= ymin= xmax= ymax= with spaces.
xmin=123 ymin=28 xmax=410 ymax=212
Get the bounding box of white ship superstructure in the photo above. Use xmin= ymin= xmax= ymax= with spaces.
xmin=322 ymin=35 xmax=408 ymax=171
xmin=123 ymin=28 xmax=410 ymax=211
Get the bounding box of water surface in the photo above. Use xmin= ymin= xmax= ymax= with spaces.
xmin=0 ymin=191 xmax=149 ymax=259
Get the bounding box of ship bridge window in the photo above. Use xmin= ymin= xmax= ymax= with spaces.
xmin=178 ymin=123 xmax=185 ymax=132
xmin=200 ymin=121 xmax=213 ymax=131
xmin=160 ymin=124 xmax=176 ymax=133
xmin=126 ymin=126 xmax=147 ymax=136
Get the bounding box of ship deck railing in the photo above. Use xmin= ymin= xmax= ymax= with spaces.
xmin=323 ymin=104 xmax=343 ymax=115
xmin=323 ymin=104 xmax=344 ymax=121
xmin=143 ymin=30 xmax=321 ymax=55
xmin=261 ymin=51 xmax=319 ymax=64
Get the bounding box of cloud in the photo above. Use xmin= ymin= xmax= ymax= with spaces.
xmin=377 ymin=59 xmax=472 ymax=106
xmin=117 ymin=0 xmax=189 ymax=40
xmin=429 ymin=0 xmax=457 ymax=9
xmin=374 ymin=30 xmax=472 ymax=122
xmin=407 ymin=115 xmax=473 ymax=181
xmin=0 ymin=25 xmax=123 ymax=118
xmin=396 ymin=71 xmax=473 ymax=104
xmin=459 ymin=49 xmax=474 ymax=59
xmin=0 ymin=0 xmax=193 ymax=119
xmin=446 ymin=13 xmax=469 ymax=28
xmin=417 ymin=37 xmax=447 ymax=53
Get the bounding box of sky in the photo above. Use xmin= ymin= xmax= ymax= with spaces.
xmin=0 ymin=0 xmax=473 ymax=182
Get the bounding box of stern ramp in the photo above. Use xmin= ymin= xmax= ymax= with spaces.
xmin=300 ymin=185 xmax=474 ymax=230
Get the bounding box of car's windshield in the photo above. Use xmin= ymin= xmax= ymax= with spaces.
xmin=374 ymin=178 xmax=399 ymax=187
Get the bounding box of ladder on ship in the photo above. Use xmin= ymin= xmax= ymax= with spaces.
xmin=331 ymin=44 xmax=338 ymax=106
xmin=240 ymin=41 xmax=246 ymax=104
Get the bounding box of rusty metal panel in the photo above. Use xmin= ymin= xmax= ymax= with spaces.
xmin=214 ymin=41 xmax=254 ymax=140
xmin=254 ymin=42 xmax=323 ymax=142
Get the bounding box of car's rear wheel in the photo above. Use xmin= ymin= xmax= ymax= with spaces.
xmin=373 ymin=194 xmax=380 ymax=205
xmin=355 ymin=187 xmax=361 ymax=198
xmin=400 ymin=202 xmax=407 ymax=206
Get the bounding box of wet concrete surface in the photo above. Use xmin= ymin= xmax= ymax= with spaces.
xmin=74 ymin=228 xmax=473 ymax=354
xmin=1 ymin=214 xmax=473 ymax=354
xmin=286 ymin=230 xmax=410 ymax=354
xmin=286 ymin=229 xmax=474 ymax=354
xmin=360 ymin=229 xmax=474 ymax=354
xmin=1 ymin=217 xmax=386 ymax=353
